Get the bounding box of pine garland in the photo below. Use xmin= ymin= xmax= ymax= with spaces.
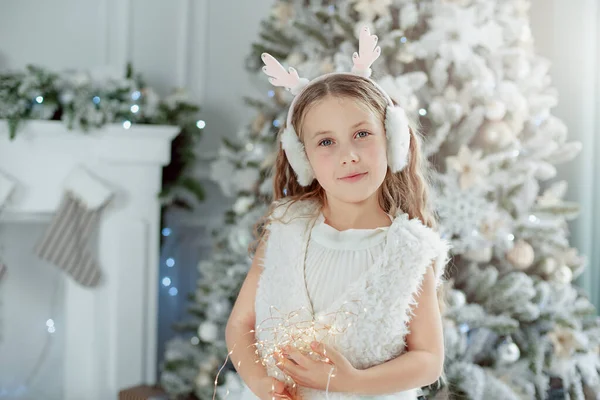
xmin=0 ymin=63 xmax=204 ymax=209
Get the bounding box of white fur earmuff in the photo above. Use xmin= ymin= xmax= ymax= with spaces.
xmin=280 ymin=126 xmax=315 ymax=186
xmin=385 ymin=106 xmax=411 ymax=173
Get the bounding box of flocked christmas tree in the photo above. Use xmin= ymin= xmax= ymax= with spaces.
xmin=161 ymin=1 xmax=600 ymax=399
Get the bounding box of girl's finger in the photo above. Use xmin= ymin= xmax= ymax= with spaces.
xmin=284 ymin=347 xmax=313 ymax=369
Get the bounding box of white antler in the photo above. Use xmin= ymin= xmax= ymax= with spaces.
xmin=261 ymin=53 xmax=309 ymax=95
xmin=351 ymin=26 xmax=381 ymax=78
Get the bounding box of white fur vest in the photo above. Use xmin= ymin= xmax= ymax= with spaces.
xmin=252 ymin=199 xmax=450 ymax=400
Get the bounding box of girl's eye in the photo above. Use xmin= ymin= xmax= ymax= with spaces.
xmin=356 ymin=131 xmax=370 ymax=139
xmin=318 ymin=138 xmax=333 ymax=147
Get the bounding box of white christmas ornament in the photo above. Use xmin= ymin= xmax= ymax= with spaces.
xmin=208 ymin=299 xmax=232 ymax=319
xmin=485 ymin=100 xmax=507 ymax=120
xmin=195 ymin=371 xmax=212 ymax=388
xmin=449 ymin=289 xmax=467 ymax=308
xmin=497 ymin=339 xmax=520 ymax=364
xmin=463 ymin=246 xmax=493 ymax=263
xmin=199 ymin=355 xmax=220 ymax=373
xmin=198 ymin=321 xmax=219 ymax=342
xmin=506 ymin=239 xmax=534 ymax=270
xmin=553 ymin=265 xmax=573 ymax=284
xmin=228 ymin=223 xmax=253 ymax=254
xmin=233 ymin=196 xmax=254 ymax=215
xmin=479 ymin=120 xmax=514 ymax=149
xmin=539 ymin=257 xmax=558 ymax=276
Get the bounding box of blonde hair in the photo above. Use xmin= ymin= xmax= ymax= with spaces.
xmin=252 ymin=73 xmax=448 ymax=386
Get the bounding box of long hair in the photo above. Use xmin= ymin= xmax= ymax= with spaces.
xmin=252 ymin=74 xmax=448 ymax=385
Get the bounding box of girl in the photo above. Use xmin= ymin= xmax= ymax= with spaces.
xmin=225 ymin=27 xmax=450 ymax=400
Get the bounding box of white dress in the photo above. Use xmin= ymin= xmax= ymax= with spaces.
xmin=239 ymin=199 xmax=450 ymax=400
xmin=304 ymin=212 xmax=390 ymax=316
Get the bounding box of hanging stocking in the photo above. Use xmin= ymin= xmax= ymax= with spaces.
xmin=34 ymin=167 xmax=114 ymax=288
xmin=0 ymin=170 xmax=17 ymax=283
xmin=0 ymin=169 xmax=17 ymax=210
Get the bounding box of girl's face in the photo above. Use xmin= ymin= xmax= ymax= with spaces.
xmin=301 ymin=95 xmax=388 ymax=205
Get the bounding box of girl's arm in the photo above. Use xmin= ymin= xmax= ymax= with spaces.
xmin=348 ymin=263 xmax=445 ymax=394
xmin=225 ymin=239 xmax=272 ymax=397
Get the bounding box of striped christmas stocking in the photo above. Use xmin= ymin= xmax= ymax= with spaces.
xmin=0 ymin=170 xmax=17 ymax=283
xmin=0 ymin=169 xmax=16 ymax=211
xmin=0 ymin=262 xmax=5 ymax=281
xmin=34 ymin=167 xmax=113 ymax=288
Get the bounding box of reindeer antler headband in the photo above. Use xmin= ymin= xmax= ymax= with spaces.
xmin=261 ymin=26 xmax=411 ymax=187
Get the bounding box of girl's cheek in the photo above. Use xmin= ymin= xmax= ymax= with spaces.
xmin=363 ymin=140 xmax=385 ymax=158
xmin=315 ymin=151 xmax=333 ymax=168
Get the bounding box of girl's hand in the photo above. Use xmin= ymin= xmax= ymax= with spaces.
xmin=256 ymin=376 xmax=299 ymax=400
xmin=276 ymin=341 xmax=359 ymax=393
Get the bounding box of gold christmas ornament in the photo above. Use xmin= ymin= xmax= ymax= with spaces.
xmin=320 ymin=57 xmax=335 ymax=74
xmin=506 ymin=239 xmax=534 ymax=270
xmin=251 ymin=112 xmax=267 ymax=133
xmin=285 ymin=52 xmax=305 ymax=66
xmin=260 ymin=150 xmax=278 ymax=170
xmin=547 ymin=326 xmax=581 ymax=359
xmin=271 ymin=1 xmax=295 ymax=26
xmin=274 ymin=87 xmax=288 ymax=107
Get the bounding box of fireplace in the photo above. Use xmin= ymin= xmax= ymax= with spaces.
xmin=0 ymin=120 xmax=178 ymax=400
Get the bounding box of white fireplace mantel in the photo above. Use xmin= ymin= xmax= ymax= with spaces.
xmin=0 ymin=120 xmax=179 ymax=400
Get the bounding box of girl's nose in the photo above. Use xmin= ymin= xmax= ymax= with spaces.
xmin=340 ymin=150 xmax=360 ymax=165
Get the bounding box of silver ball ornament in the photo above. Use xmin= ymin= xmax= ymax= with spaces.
xmin=198 ymin=321 xmax=219 ymax=342
xmin=497 ymin=339 xmax=520 ymax=364
xmin=449 ymin=290 xmax=467 ymax=308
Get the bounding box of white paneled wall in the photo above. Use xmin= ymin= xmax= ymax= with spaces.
xmin=0 ymin=0 xmax=107 ymax=70
xmin=0 ymin=0 xmax=273 ymax=177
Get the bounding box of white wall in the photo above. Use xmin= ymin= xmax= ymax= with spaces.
xmin=529 ymin=0 xmax=600 ymax=309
